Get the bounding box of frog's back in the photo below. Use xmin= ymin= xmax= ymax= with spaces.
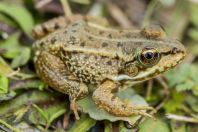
xmin=33 ymin=20 xmax=129 ymax=84
xmin=34 ymin=20 xmax=142 ymax=61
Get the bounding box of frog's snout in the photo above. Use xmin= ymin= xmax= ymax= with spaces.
xmin=171 ymin=44 xmax=186 ymax=56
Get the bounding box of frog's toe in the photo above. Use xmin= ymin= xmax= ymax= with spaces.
xmin=70 ymin=100 xmax=80 ymax=120
xmin=132 ymin=106 xmax=156 ymax=112
xmin=132 ymin=110 xmax=155 ymax=119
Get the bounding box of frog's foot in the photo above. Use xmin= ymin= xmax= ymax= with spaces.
xmin=69 ymin=83 xmax=89 ymax=120
xmin=32 ymin=15 xmax=85 ymax=39
xmin=92 ymin=80 xmax=156 ymax=118
xmin=126 ymin=106 xmax=156 ymax=118
xmin=70 ymin=99 xmax=80 ymax=120
xmin=32 ymin=16 xmax=68 ymax=39
xmin=132 ymin=105 xmax=156 ymax=112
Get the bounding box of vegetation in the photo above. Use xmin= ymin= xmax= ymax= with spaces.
xmin=0 ymin=0 xmax=198 ymax=131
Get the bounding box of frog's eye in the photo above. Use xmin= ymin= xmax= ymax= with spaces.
xmin=138 ymin=48 xmax=161 ymax=67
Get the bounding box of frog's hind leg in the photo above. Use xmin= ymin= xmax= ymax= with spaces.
xmin=35 ymin=51 xmax=88 ymax=119
xmin=92 ymin=80 xmax=155 ymax=118
xmin=32 ymin=16 xmax=68 ymax=39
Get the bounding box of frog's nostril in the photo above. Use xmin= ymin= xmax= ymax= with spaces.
xmin=172 ymin=47 xmax=178 ymax=53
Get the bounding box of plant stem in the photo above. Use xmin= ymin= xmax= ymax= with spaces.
xmin=0 ymin=119 xmax=21 ymax=132
xmin=60 ymin=0 xmax=72 ymax=19
xmin=142 ymin=0 xmax=159 ymax=27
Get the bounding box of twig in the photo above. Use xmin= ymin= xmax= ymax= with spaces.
xmin=106 ymin=1 xmax=133 ymax=28
xmin=36 ymin=0 xmax=52 ymax=9
xmin=6 ymin=68 xmax=20 ymax=78
xmin=155 ymin=96 xmax=169 ymax=111
xmin=60 ymin=0 xmax=72 ymax=19
xmin=166 ymin=114 xmax=198 ymax=123
xmin=156 ymin=76 xmax=170 ymax=95
xmin=142 ymin=0 xmax=158 ymax=27
xmin=63 ymin=112 xmax=70 ymax=129
xmin=146 ymin=80 xmax=153 ymax=100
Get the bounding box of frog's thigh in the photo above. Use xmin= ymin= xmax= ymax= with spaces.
xmin=92 ymin=80 xmax=155 ymax=117
xmin=32 ymin=16 xmax=68 ymax=39
xmin=35 ymin=51 xmax=88 ymax=98
xmin=35 ymin=51 xmax=88 ymax=119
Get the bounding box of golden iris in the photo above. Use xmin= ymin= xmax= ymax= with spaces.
xmin=138 ymin=47 xmax=161 ymax=67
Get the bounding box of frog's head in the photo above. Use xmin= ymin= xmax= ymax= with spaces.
xmin=116 ymin=26 xmax=186 ymax=82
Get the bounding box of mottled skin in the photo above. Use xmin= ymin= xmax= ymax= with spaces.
xmin=33 ymin=16 xmax=186 ymax=119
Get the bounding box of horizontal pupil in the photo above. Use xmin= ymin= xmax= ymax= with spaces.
xmin=144 ymin=52 xmax=153 ymax=59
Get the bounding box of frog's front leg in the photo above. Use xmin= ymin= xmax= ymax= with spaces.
xmin=93 ymin=80 xmax=155 ymax=118
xmin=35 ymin=51 xmax=88 ymax=119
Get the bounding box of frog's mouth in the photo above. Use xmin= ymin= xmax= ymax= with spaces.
xmin=112 ymin=51 xmax=186 ymax=82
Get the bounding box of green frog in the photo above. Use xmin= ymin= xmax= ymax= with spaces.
xmin=33 ymin=15 xmax=186 ymax=120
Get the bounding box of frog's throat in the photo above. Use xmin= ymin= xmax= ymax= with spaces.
xmin=112 ymin=52 xmax=185 ymax=82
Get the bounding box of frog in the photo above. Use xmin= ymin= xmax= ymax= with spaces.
xmin=32 ymin=15 xmax=186 ymax=120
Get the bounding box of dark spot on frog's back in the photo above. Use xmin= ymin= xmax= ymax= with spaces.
xmin=117 ymin=42 xmax=123 ymax=47
xmin=42 ymin=25 xmax=48 ymax=34
xmin=39 ymin=41 xmax=45 ymax=46
xmin=106 ymin=61 xmax=112 ymax=65
xmin=111 ymin=95 xmax=116 ymax=101
xmin=102 ymin=42 xmax=108 ymax=47
xmin=88 ymin=36 xmax=94 ymax=41
xmin=51 ymin=37 xmax=57 ymax=44
xmin=72 ymin=23 xmax=79 ymax=27
xmin=94 ymin=55 xmax=98 ymax=59
xmin=80 ymin=42 xmax=85 ymax=47
xmin=54 ymin=23 xmax=60 ymax=30
xmin=108 ymin=34 xmax=112 ymax=38
xmin=135 ymin=42 xmax=143 ymax=46
xmin=114 ymin=54 xmax=120 ymax=60
xmin=72 ymin=29 xmax=77 ymax=33
xmin=99 ymin=31 xmax=104 ymax=35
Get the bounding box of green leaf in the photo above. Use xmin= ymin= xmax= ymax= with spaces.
xmin=10 ymin=80 xmax=44 ymax=90
xmin=139 ymin=119 xmax=170 ymax=132
xmin=70 ymin=0 xmax=91 ymax=5
xmin=49 ymin=109 xmax=66 ymax=125
xmin=68 ymin=115 xmax=96 ymax=132
xmin=0 ymin=119 xmax=21 ymax=132
xmin=159 ymin=0 xmax=176 ymax=7
xmin=190 ymin=4 xmax=198 ymax=27
xmin=0 ymin=56 xmax=13 ymax=76
xmin=170 ymin=121 xmax=186 ymax=132
xmin=13 ymin=122 xmax=40 ymax=132
xmin=0 ymin=2 xmax=34 ymax=35
xmin=119 ymin=121 xmax=133 ymax=132
xmin=77 ymin=88 xmax=149 ymax=125
xmin=165 ymin=64 xmax=198 ymax=92
xmin=29 ymin=102 xmax=66 ymax=126
xmin=104 ymin=121 xmax=112 ymax=132
xmin=188 ymin=28 xmax=198 ymax=41
xmin=33 ymin=104 xmax=48 ymax=121
xmin=11 ymin=47 xmax=31 ymax=68
xmin=0 ymin=14 xmax=17 ymax=27
xmin=0 ymin=91 xmax=16 ymax=101
xmin=0 ymin=32 xmax=31 ymax=68
xmin=0 ymin=90 xmax=59 ymax=116
xmin=164 ymin=91 xmax=184 ymax=113
xmin=0 ymin=33 xmax=21 ymax=59
xmin=175 ymin=81 xmax=194 ymax=92
xmin=185 ymin=95 xmax=198 ymax=113
xmin=0 ymin=75 xmax=8 ymax=94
